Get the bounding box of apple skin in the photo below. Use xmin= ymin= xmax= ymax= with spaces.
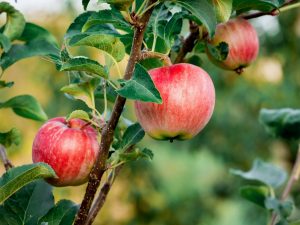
xmin=134 ymin=63 xmax=215 ymax=141
xmin=207 ymin=18 xmax=259 ymax=74
xmin=32 ymin=117 xmax=99 ymax=187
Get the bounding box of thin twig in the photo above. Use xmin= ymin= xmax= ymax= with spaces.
xmin=140 ymin=50 xmax=172 ymax=66
xmin=0 ymin=144 xmax=13 ymax=171
xmin=270 ymin=144 xmax=300 ymax=225
xmin=242 ymin=0 xmax=298 ymax=20
xmin=73 ymin=1 xmax=158 ymax=225
xmin=174 ymin=21 xmax=200 ymax=64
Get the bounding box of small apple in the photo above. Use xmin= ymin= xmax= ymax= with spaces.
xmin=134 ymin=63 xmax=215 ymax=141
xmin=207 ymin=18 xmax=259 ymax=74
xmin=32 ymin=117 xmax=99 ymax=186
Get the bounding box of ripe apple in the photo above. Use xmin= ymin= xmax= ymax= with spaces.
xmin=32 ymin=117 xmax=99 ymax=186
xmin=207 ymin=18 xmax=259 ymax=74
xmin=134 ymin=63 xmax=215 ymax=141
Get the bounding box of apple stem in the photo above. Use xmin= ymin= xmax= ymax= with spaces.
xmin=140 ymin=50 xmax=172 ymax=66
xmin=73 ymin=1 xmax=158 ymax=225
xmin=0 ymin=144 xmax=14 ymax=171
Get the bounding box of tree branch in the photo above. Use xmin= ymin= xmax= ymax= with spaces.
xmin=0 ymin=144 xmax=13 ymax=171
xmin=270 ymin=144 xmax=300 ymax=225
xmin=174 ymin=21 xmax=199 ymax=64
xmin=140 ymin=50 xmax=172 ymax=66
xmin=73 ymin=1 xmax=158 ymax=225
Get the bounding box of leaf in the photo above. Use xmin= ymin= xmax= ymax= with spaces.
xmin=116 ymin=63 xmax=162 ymax=103
xmin=265 ymin=198 xmax=294 ymax=219
xmin=240 ymin=185 xmax=269 ymax=208
xmin=0 ymin=163 xmax=56 ymax=204
xmin=0 ymin=40 xmax=59 ymax=71
xmin=0 ymin=2 xmax=26 ymax=41
xmin=83 ymin=9 xmax=132 ymax=32
xmin=0 ymin=128 xmax=21 ymax=148
xmin=67 ymin=110 xmax=90 ymax=121
xmin=0 ymin=80 xmax=14 ymax=89
xmin=0 ymin=95 xmax=48 ymax=121
xmin=164 ymin=12 xmax=183 ymax=50
xmin=69 ymin=33 xmax=125 ymax=62
xmin=121 ymin=123 xmax=145 ymax=150
xmin=230 ymin=159 xmax=287 ymax=188
xmin=60 ymin=57 xmax=108 ymax=78
xmin=82 ymin=0 xmax=91 ymax=10
xmin=19 ymin=23 xmax=58 ymax=46
xmin=119 ymin=148 xmax=154 ymax=162
xmin=259 ymin=108 xmax=300 ymax=140
xmin=233 ymin=0 xmax=285 ymax=13
xmin=173 ymin=0 xmax=217 ymax=37
xmin=212 ymin=0 xmax=232 ymax=22
xmin=38 ymin=200 xmax=79 ymax=225
xmin=0 ymin=34 xmax=11 ymax=52
xmin=95 ymin=81 xmax=118 ymax=102
xmin=0 ymin=180 xmax=54 ymax=225
xmin=206 ymin=42 xmax=229 ymax=61
xmin=61 ymin=78 xmax=100 ymax=109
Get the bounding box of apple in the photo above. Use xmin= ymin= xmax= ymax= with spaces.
xmin=134 ymin=63 xmax=215 ymax=141
xmin=32 ymin=117 xmax=99 ymax=186
xmin=207 ymin=18 xmax=259 ymax=74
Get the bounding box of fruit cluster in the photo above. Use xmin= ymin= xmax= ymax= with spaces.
xmin=32 ymin=18 xmax=259 ymax=186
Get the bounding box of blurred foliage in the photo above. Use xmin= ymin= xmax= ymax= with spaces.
xmin=0 ymin=2 xmax=300 ymax=225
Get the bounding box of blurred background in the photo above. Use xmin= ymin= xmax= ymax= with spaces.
xmin=1 ymin=1 xmax=300 ymax=225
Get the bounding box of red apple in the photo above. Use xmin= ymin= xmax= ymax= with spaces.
xmin=207 ymin=18 xmax=259 ymax=74
xmin=134 ymin=63 xmax=215 ymax=141
xmin=32 ymin=117 xmax=99 ymax=186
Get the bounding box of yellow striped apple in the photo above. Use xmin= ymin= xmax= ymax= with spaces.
xmin=134 ymin=63 xmax=215 ymax=141
xmin=207 ymin=18 xmax=259 ymax=74
xmin=32 ymin=117 xmax=99 ymax=186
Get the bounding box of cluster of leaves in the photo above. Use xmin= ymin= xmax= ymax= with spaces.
xmin=231 ymin=108 xmax=300 ymax=225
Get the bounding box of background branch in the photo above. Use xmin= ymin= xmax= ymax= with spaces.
xmin=270 ymin=144 xmax=300 ymax=225
xmin=74 ymin=1 xmax=158 ymax=224
xmin=0 ymin=144 xmax=13 ymax=171
xmin=140 ymin=50 xmax=172 ymax=66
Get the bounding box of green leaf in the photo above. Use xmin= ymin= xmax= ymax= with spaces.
xmin=67 ymin=110 xmax=90 ymax=121
xmin=0 ymin=2 xmax=26 ymax=41
xmin=206 ymin=42 xmax=229 ymax=61
xmin=230 ymin=159 xmax=287 ymax=188
xmin=105 ymin=0 xmax=134 ymax=11
xmin=0 ymin=40 xmax=59 ymax=71
xmin=19 ymin=23 xmax=58 ymax=46
xmin=69 ymin=33 xmax=125 ymax=62
xmin=0 ymin=80 xmax=14 ymax=89
xmin=38 ymin=200 xmax=79 ymax=225
xmin=265 ymin=198 xmax=294 ymax=219
xmin=82 ymin=0 xmax=91 ymax=10
xmin=240 ymin=185 xmax=269 ymax=208
xmin=121 ymin=123 xmax=145 ymax=150
xmin=173 ymin=0 xmax=217 ymax=37
xmin=60 ymin=57 xmax=108 ymax=78
xmin=164 ymin=12 xmax=183 ymax=50
xmin=233 ymin=0 xmax=285 ymax=13
xmin=212 ymin=0 xmax=232 ymax=22
xmin=0 ymin=95 xmax=48 ymax=121
xmin=61 ymin=78 xmax=100 ymax=109
xmin=0 ymin=180 xmax=54 ymax=225
xmin=83 ymin=9 xmax=131 ymax=32
xmin=0 ymin=128 xmax=21 ymax=148
xmin=118 ymin=148 xmax=154 ymax=162
xmin=0 ymin=34 xmax=11 ymax=52
xmin=116 ymin=63 xmax=162 ymax=103
xmin=259 ymin=108 xmax=300 ymax=140
xmin=0 ymin=163 xmax=56 ymax=204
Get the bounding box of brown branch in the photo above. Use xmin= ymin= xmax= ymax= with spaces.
xmin=269 ymin=144 xmax=300 ymax=225
xmin=73 ymin=1 xmax=158 ymax=225
xmin=242 ymin=0 xmax=297 ymax=20
xmin=0 ymin=144 xmax=13 ymax=171
xmin=174 ymin=21 xmax=200 ymax=64
xmin=140 ymin=50 xmax=172 ymax=66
